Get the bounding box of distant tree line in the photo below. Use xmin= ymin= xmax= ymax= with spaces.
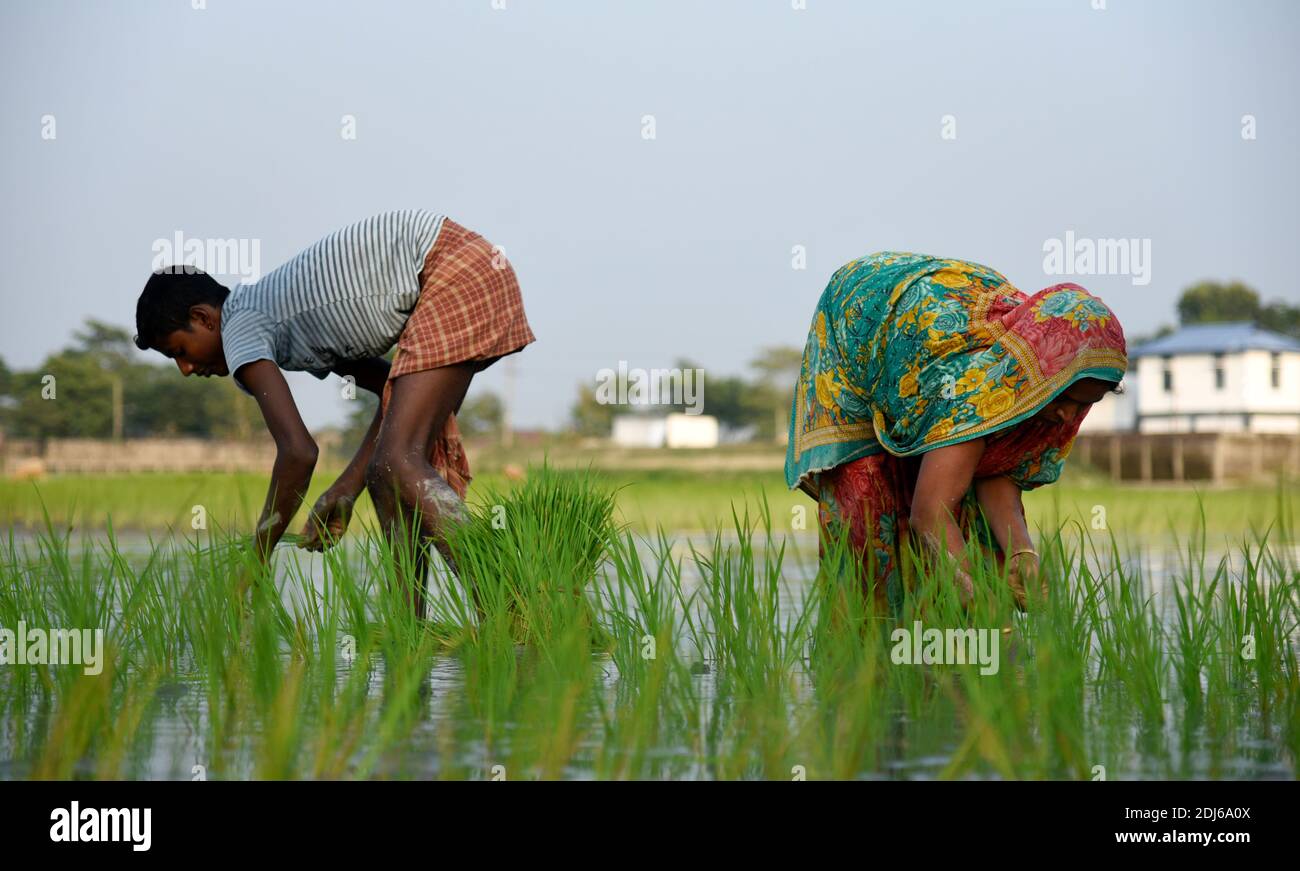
xmin=1 ymin=318 xmax=508 ymax=446
xmin=9 ymin=281 xmax=1292 ymax=445
xmin=0 ymin=320 xmax=255 ymax=442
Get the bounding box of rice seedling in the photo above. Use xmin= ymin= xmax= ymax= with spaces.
xmin=0 ymin=469 xmax=1295 ymax=779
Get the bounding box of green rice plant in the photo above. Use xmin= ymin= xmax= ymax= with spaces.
xmin=29 ymin=655 xmax=117 ymax=780
xmin=801 ymin=529 xmax=892 ymax=779
xmin=684 ymin=502 xmax=815 ymax=697
xmin=0 ymin=473 xmax=1296 ymax=780
xmin=590 ymin=530 xmax=697 ymax=778
xmin=1028 ymin=530 xmax=1096 ymax=778
xmin=595 ymin=529 xmax=685 ymax=685
xmin=444 ymin=464 xmax=618 ymax=648
xmin=509 ymin=623 xmax=596 ymax=779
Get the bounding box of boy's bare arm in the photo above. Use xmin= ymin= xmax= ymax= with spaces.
xmin=237 ymin=360 xmax=319 ymax=561
xmin=329 ymin=357 xmax=390 ymax=491
xmin=297 ymin=357 xmax=390 ymax=551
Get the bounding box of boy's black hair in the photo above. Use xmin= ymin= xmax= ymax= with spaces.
xmin=134 ymin=266 xmax=229 ymax=351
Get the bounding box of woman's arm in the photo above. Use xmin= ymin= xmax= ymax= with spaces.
xmin=909 ymin=438 xmax=986 ymax=601
xmin=973 ymin=475 xmax=1041 ymax=607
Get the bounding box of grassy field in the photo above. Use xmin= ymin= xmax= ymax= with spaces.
xmin=1 ymin=445 xmax=1295 ymax=541
xmin=0 ymin=466 xmax=1296 ymax=780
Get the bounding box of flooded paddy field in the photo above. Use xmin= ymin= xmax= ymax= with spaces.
xmin=1 ymin=471 xmax=1296 ymax=780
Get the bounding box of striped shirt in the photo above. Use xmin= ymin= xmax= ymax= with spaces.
xmin=221 ymin=209 xmax=446 ymax=395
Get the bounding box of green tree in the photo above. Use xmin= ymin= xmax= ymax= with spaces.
xmin=1138 ymin=281 xmax=1300 ymax=347
xmin=570 ymin=382 xmax=617 ymax=437
xmin=7 ymin=353 xmax=116 ymax=438
xmin=73 ymin=319 xmax=137 ymax=366
xmin=749 ymin=345 xmax=803 ymax=442
xmin=126 ymin=365 xmax=253 ymax=439
xmin=458 ymin=392 xmax=504 ymax=438
xmin=1177 ymin=281 xmax=1261 ymax=325
xmin=4 ymin=318 xmax=257 ymax=440
xmin=569 ymin=356 xmax=780 ymax=441
xmin=1259 ymin=300 xmax=1300 ymax=340
xmin=667 ymin=358 xmax=764 ymax=435
xmin=698 ymin=373 xmax=766 ymax=434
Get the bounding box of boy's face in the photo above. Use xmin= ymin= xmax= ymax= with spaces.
xmin=156 ymin=304 xmax=228 ymax=377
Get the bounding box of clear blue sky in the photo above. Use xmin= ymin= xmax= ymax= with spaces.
xmin=3 ymin=0 xmax=1297 ymax=430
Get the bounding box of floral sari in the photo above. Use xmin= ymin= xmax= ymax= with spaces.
xmin=785 ymin=252 xmax=1127 ymax=609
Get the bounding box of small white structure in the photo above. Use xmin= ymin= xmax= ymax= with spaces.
xmin=611 ymin=415 xmax=666 ymax=448
xmin=611 ymin=413 xmax=720 ymax=448
xmin=1129 ymin=322 xmax=1300 ymax=434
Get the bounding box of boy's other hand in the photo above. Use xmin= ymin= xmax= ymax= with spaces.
xmin=299 ymin=485 xmax=357 ymax=551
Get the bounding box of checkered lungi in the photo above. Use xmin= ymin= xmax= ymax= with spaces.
xmin=381 ymin=218 xmax=536 ymax=498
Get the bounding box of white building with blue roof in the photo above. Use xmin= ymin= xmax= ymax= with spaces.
xmin=1124 ymin=322 xmax=1300 ymax=434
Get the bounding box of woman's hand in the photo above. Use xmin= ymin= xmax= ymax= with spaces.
xmin=298 ymin=484 xmax=359 ymax=551
xmin=1006 ymin=550 xmax=1043 ymax=610
xmin=973 ymin=476 xmax=1045 ymax=609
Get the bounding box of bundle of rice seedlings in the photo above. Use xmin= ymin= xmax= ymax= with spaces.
xmin=445 ymin=464 xmax=618 ymax=647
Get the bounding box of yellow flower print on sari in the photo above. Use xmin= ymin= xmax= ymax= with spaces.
xmin=927 ymin=415 xmax=958 ymax=442
xmin=898 ymin=362 xmax=921 ymax=398
xmin=971 ymin=385 xmax=1016 ymax=419
xmin=925 ymin=331 xmax=964 ymax=357
xmin=930 ymin=268 xmax=973 ymax=289
xmin=815 ymin=370 xmax=839 ymax=410
xmin=815 ymin=311 xmax=828 ymax=350
xmin=895 ymin=305 xmax=919 ymax=331
xmin=953 ymin=367 xmax=986 ymax=395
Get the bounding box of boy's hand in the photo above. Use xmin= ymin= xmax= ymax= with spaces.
xmin=298 ymin=485 xmax=357 ymax=551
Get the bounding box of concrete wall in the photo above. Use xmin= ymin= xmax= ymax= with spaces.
xmin=41 ymin=438 xmax=279 ymax=474
xmin=1 ymin=437 xmax=287 ymax=476
xmin=1073 ymin=432 xmax=1300 ymax=482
